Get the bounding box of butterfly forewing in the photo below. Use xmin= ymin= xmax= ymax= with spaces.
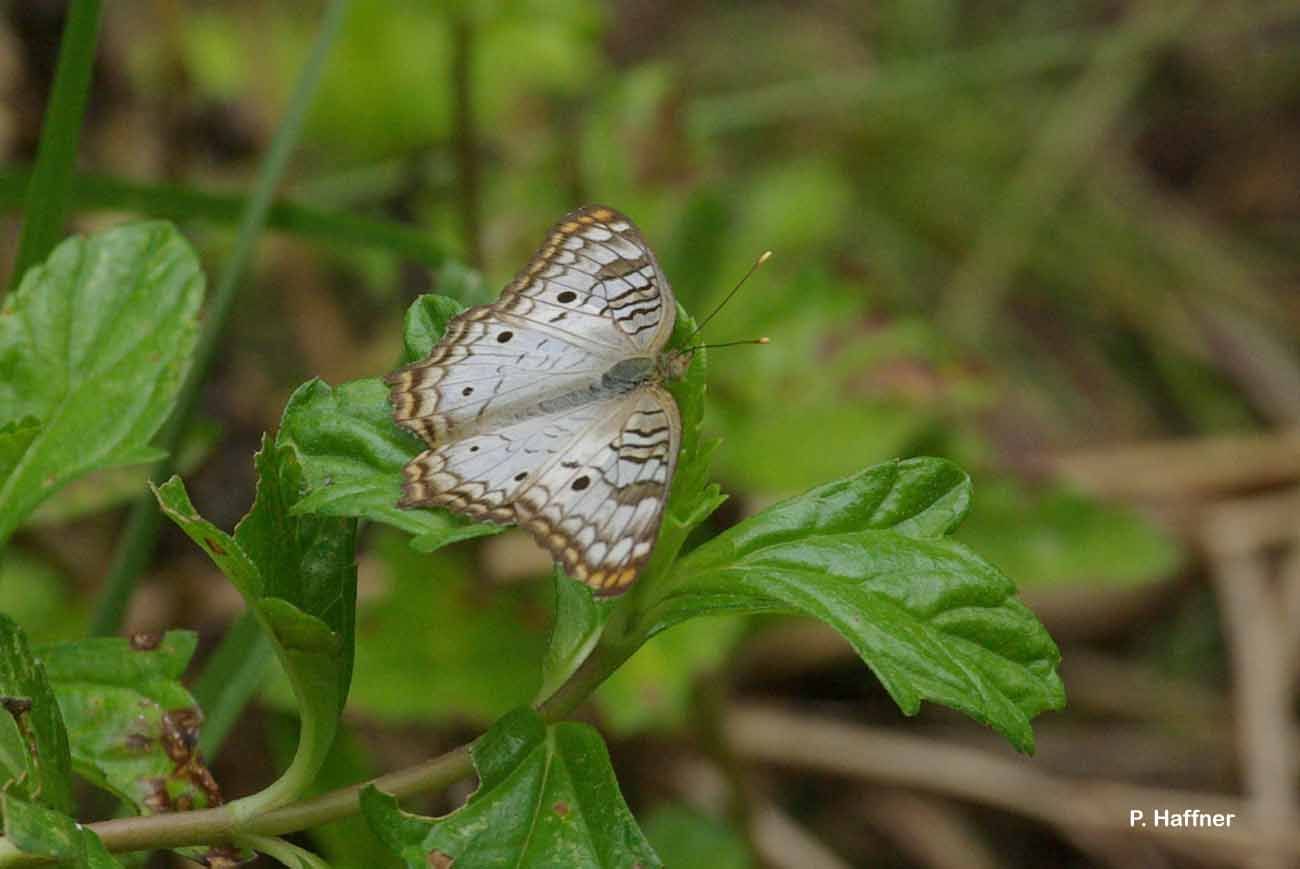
xmin=389 ymin=205 xmax=683 ymax=595
xmin=505 ymin=206 xmax=676 ymax=353
xmin=389 ymin=309 xmax=606 ymax=443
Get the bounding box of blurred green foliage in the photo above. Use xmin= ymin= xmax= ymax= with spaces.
xmin=956 ymin=479 xmax=1182 ymax=586
xmin=348 ymin=532 xmax=547 ymax=724
xmin=4 ymin=0 xmax=1297 ymax=861
xmin=0 ymin=552 xmax=85 ymax=644
xmin=643 ymin=805 xmax=753 ymax=869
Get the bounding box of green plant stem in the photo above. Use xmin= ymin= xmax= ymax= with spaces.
xmin=0 ymin=615 xmax=635 ymax=865
xmin=234 ymin=835 xmax=330 ymax=869
xmin=0 ymin=168 xmax=448 ymax=269
xmin=88 ymin=0 xmax=350 ymax=637
xmin=5 ymin=0 xmax=103 ymax=294
xmin=251 ymin=746 xmax=472 ymax=838
xmin=0 ymin=748 xmax=472 ymax=865
xmin=536 ymin=635 xmax=638 ymax=723
xmin=225 ymin=652 xmax=334 ymax=821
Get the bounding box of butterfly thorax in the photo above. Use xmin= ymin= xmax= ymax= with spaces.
xmin=599 ymin=350 xmax=691 ymax=392
xmin=657 ymin=349 xmax=693 ymax=383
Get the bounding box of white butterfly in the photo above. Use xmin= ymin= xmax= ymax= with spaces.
xmin=388 ymin=206 xmax=690 ymax=595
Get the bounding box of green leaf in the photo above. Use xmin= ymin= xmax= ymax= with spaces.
xmin=643 ymin=804 xmax=753 ymax=869
xmin=279 ymin=378 xmax=499 ymax=553
xmin=37 ymin=631 xmax=221 ymax=815
xmin=655 ymin=307 xmax=728 ymax=572
xmin=153 ymin=435 xmax=356 ymax=811
xmin=28 ymin=421 xmax=217 ymax=526
xmin=279 ymin=292 xmax=505 ymax=552
xmin=401 ymin=293 xmax=465 ymax=364
xmin=362 ymin=708 xmax=661 ymax=868
xmin=1 ymin=795 xmax=123 ymax=867
xmin=0 ymin=614 xmax=72 ymax=814
xmin=238 ymin=442 xmax=356 ymax=677
xmin=954 ymin=478 xmax=1182 ymax=586
xmin=0 ymin=222 xmax=204 ymax=544
xmin=538 ymin=567 xmax=613 ymax=702
xmin=639 ymin=458 xmax=1065 ymax=753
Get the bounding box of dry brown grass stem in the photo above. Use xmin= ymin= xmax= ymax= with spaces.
xmin=727 ymin=704 xmax=1300 ymax=864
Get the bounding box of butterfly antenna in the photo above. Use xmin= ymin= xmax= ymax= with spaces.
xmin=690 ymin=337 xmax=771 ymax=351
xmin=685 ymin=250 xmax=772 ymax=344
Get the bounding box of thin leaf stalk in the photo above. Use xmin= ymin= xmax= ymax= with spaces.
xmin=221 ymin=624 xmax=337 ymax=821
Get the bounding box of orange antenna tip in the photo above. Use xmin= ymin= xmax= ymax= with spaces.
xmin=758 ymin=336 xmax=771 ymax=344
xmin=757 ymin=250 xmax=773 ymax=265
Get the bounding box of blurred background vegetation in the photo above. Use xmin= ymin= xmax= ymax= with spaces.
xmin=3 ymin=1 xmax=1300 ymax=865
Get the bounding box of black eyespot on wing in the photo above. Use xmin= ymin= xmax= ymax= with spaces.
xmin=514 ymin=472 xmax=527 ymax=482
xmin=470 ymin=445 xmax=479 ymax=452
xmin=497 ymin=331 xmax=513 ymax=343
xmin=462 ymin=387 xmax=473 ymax=396
xmin=557 ymin=290 xmax=577 ymax=303
xmin=571 ymin=475 xmax=590 ymax=491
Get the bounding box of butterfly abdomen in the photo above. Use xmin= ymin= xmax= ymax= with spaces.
xmin=601 ymin=356 xmax=656 ymax=388
xmin=525 ymin=356 xmax=653 ymax=416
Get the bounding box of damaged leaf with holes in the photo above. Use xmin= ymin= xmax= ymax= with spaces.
xmin=36 ymin=630 xmax=221 ymax=815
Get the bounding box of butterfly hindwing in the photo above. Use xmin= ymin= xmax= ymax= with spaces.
xmin=513 ymin=388 xmax=680 ymax=595
xmin=399 ymin=401 xmax=611 ymax=524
